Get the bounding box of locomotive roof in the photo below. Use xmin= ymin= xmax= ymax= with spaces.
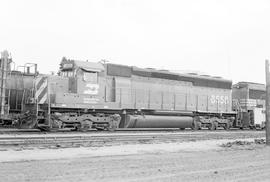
xmin=60 ymin=59 xmax=232 ymax=89
xmin=60 ymin=59 xmax=104 ymax=72
xmin=233 ymin=82 xmax=265 ymax=91
xmin=106 ymin=63 xmax=232 ymax=89
xmin=74 ymin=60 xmax=104 ymax=72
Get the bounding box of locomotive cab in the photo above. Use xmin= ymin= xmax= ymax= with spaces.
xmin=41 ymin=58 xmax=121 ymax=130
xmin=60 ymin=58 xmax=100 ymax=82
xmin=55 ymin=58 xmax=105 ymax=108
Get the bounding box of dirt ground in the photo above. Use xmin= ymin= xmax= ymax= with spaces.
xmin=0 ymin=138 xmax=270 ymax=182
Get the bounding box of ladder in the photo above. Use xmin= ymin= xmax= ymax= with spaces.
xmin=0 ymin=51 xmax=11 ymax=119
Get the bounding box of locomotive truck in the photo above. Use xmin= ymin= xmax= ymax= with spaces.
xmin=0 ymin=50 xmax=261 ymax=131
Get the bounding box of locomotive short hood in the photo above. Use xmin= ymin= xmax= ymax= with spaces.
xmin=60 ymin=59 xmax=104 ymax=72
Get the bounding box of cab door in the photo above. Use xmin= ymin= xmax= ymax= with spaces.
xmin=77 ymin=71 xmax=101 ymax=104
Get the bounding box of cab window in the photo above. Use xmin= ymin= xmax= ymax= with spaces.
xmin=61 ymin=70 xmax=74 ymax=77
xmin=83 ymin=71 xmax=98 ymax=83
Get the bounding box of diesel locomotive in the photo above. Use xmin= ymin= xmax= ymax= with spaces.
xmin=0 ymin=50 xmax=264 ymax=131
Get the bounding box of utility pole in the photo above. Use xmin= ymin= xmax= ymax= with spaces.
xmin=0 ymin=51 xmax=9 ymax=116
xmin=265 ymin=60 xmax=270 ymax=145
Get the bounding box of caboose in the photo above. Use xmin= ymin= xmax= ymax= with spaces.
xmin=0 ymin=51 xmax=238 ymax=130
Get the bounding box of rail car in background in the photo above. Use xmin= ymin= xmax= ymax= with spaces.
xmin=0 ymin=51 xmax=37 ymax=127
xmin=0 ymin=50 xmax=260 ymax=131
xmin=232 ymin=82 xmax=266 ymax=129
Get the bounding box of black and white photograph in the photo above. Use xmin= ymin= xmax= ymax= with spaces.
xmin=0 ymin=0 xmax=270 ymax=181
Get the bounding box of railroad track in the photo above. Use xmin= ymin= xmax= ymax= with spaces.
xmin=0 ymin=130 xmax=265 ymax=149
xmin=0 ymin=127 xmax=264 ymax=133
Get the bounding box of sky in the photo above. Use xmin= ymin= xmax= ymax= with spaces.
xmin=0 ymin=0 xmax=269 ymax=84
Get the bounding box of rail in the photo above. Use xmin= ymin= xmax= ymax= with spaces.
xmin=0 ymin=130 xmax=265 ymax=148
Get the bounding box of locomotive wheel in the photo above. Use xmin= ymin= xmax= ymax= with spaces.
xmin=197 ymin=122 xmax=202 ymax=130
xmin=79 ymin=119 xmax=93 ymax=132
xmin=192 ymin=120 xmax=201 ymax=130
xmin=208 ymin=123 xmax=214 ymax=130
xmin=192 ymin=121 xmax=198 ymax=130
xmin=224 ymin=122 xmax=231 ymax=130
xmin=209 ymin=121 xmax=217 ymax=130
xmin=107 ymin=122 xmax=118 ymax=131
xmin=107 ymin=122 xmax=117 ymax=132
xmin=107 ymin=126 xmax=116 ymax=132
xmin=107 ymin=114 xmax=121 ymax=131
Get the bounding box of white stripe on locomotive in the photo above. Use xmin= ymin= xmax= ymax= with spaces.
xmin=35 ymin=76 xmax=43 ymax=88
xmin=35 ymin=79 xmax=47 ymax=99
xmin=35 ymin=76 xmax=48 ymax=104
xmin=39 ymin=93 xmax=48 ymax=104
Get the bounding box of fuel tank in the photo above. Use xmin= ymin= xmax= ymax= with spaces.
xmin=125 ymin=115 xmax=193 ymax=128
